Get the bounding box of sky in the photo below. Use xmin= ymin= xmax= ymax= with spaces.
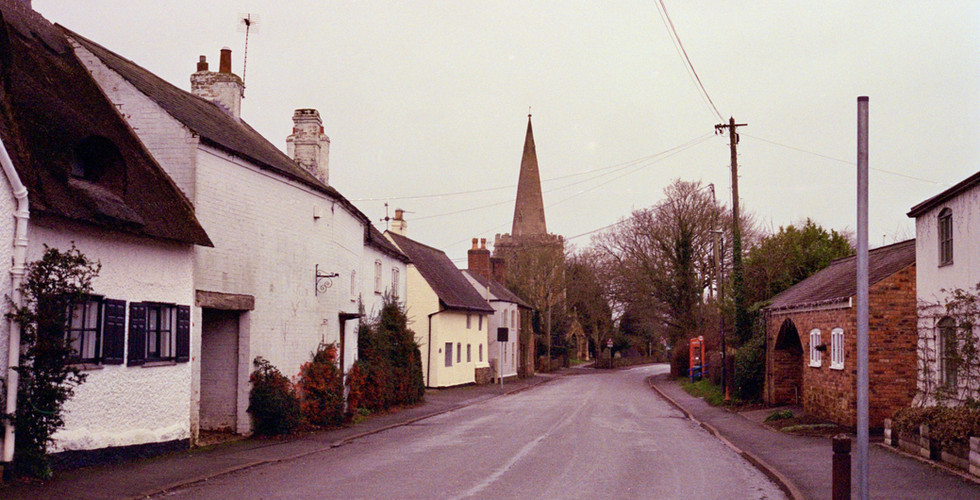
xmin=34 ymin=1 xmax=980 ymax=264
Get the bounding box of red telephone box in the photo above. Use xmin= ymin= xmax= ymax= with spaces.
xmin=688 ymin=335 xmax=706 ymax=381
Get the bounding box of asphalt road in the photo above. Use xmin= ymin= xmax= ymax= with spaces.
xmin=160 ymin=365 xmax=785 ymax=499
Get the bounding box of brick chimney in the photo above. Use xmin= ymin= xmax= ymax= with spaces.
xmin=286 ymin=109 xmax=331 ymax=184
xmin=190 ymin=48 xmax=243 ymax=119
xmin=390 ymin=209 xmax=408 ymax=236
xmin=468 ymin=238 xmax=491 ymax=279
xmin=490 ymin=256 xmax=506 ymax=284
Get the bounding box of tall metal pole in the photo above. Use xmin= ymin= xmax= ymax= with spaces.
xmin=856 ymin=96 xmax=870 ymax=500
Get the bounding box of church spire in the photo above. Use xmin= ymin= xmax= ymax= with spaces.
xmin=511 ymin=114 xmax=547 ymax=236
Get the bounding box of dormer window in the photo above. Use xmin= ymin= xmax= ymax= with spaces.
xmin=72 ymin=135 xmax=124 ymax=184
xmin=938 ymin=208 xmax=953 ymax=266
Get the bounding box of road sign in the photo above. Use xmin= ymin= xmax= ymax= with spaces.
xmin=606 ymin=339 xmax=613 ymax=349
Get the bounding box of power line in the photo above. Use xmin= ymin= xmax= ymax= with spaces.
xmin=742 ymin=134 xmax=948 ymax=186
xmin=408 ymin=133 xmax=714 ymax=223
xmin=654 ymin=0 xmax=723 ymax=122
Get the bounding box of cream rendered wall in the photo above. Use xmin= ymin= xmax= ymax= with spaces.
xmin=403 ymin=263 xmax=439 ymax=385
xmin=28 ymin=221 xmax=195 ymax=452
xmin=914 ymin=189 xmax=980 ymax=403
xmin=429 ymin=311 xmax=488 ymax=387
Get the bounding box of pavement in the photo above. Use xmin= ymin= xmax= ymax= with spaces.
xmin=0 ymin=372 xmax=559 ymax=500
xmin=649 ymin=373 xmax=980 ymax=500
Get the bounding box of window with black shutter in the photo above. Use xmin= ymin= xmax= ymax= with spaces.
xmin=101 ymin=299 xmax=126 ymax=364
xmin=175 ymin=305 xmax=190 ymax=362
xmin=128 ymin=302 xmax=147 ymax=366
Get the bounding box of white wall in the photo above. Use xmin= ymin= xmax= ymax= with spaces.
xmin=0 ymin=167 xmax=15 ymax=379
xmin=28 ymin=221 xmax=196 ymax=452
xmin=70 ymin=41 xmax=200 ymax=202
xmin=429 ymin=311 xmax=488 ymax=387
xmin=914 ymin=187 xmax=980 ymax=404
xmin=193 ymin=146 xmax=363 ymax=380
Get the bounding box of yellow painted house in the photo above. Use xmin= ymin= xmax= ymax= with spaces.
xmin=386 ymin=226 xmax=493 ymax=387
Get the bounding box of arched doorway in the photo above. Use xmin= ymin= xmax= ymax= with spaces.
xmin=770 ymin=318 xmax=803 ymax=405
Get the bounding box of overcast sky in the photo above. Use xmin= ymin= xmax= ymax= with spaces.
xmin=34 ymin=1 xmax=980 ymax=263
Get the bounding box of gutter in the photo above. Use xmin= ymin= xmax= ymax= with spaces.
xmin=0 ymin=134 xmax=29 ymax=466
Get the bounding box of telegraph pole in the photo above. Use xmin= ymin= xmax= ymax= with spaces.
xmin=715 ymin=117 xmax=748 ymax=346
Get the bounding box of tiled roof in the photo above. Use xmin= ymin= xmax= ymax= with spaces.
xmin=366 ymin=225 xmax=408 ymax=263
xmin=765 ymin=239 xmax=915 ymax=312
xmin=62 ymin=26 xmax=371 ymax=227
xmin=462 ymin=270 xmax=531 ymax=309
xmin=386 ymin=232 xmax=494 ymax=313
xmin=0 ymin=5 xmax=210 ymax=246
xmin=907 ymin=170 xmax=980 ymax=218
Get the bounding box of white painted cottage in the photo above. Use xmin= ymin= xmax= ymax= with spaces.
xmin=462 ymin=238 xmax=529 ymax=381
xmin=386 ymin=219 xmax=494 ymax=387
xmin=908 ymin=171 xmax=980 ymax=404
xmin=0 ymin=3 xmax=212 ymax=468
xmin=63 ymin=29 xmax=407 ymax=437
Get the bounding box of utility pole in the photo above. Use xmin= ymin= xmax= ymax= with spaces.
xmin=715 ymin=117 xmax=748 ymax=345
xmin=709 ymin=184 xmax=727 ymax=399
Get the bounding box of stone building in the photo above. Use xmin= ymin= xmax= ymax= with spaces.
xmin=493 ymin=115 xmax=564 ymax=375
xmin=763 ymin=239 xmax=917 ymax=429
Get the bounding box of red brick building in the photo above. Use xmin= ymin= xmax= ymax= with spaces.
xmin=763 ymin=239 xmax=917 ymax=429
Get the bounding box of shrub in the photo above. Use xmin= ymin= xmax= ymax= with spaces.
xmin=893 ymin=406 xmax=980 ymax=448
xmin=296 ymin=343 xmax=345 ymax=428
xmin=6 ymin=245 xmax=99 ymax=478
xmin=347 ymin=294 xmax=424 ymax=413
xmin=247 ymin=357 xmax=300 ymax=435
xmin=733 ymin=331 xmax=766 ymax=401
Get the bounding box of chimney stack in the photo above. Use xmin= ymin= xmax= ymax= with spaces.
xmin=190 ymin=48 xmax=243 ymax=119
xmin=286 ymin=109 xmax=331 ymax=184
xmin=219 ymin=47 xmax=232 ymax=73
xmin=468 ymin=237 xmax=492 ymax=279
xmin=390 ymin=209 xmax=408 ymax=236
xmin=490 ymin=257 xmax=506 ymax=283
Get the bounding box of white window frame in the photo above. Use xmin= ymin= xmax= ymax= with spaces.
xmin=374 ymin=260 xmax=383 ymax=294
xmin=391 ymin=267 xmax=400 ymax=296
xmin=809 ymin=328 xmax=822 ymax=367
xmin=350 ymin=270 xmax=357 ymax=301
xmin=830 ymin=328 xmax=844 ymax=370
xmin=68 ymin=296 xmax=103 ymax=363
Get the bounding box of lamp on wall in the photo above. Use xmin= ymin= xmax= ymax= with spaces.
xmin=315 ymin=264 xmax=339 ymax=296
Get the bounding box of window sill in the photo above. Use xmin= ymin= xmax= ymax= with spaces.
xmin=70 ymin=363 xmax=104 ymax=372
xmin=830 ymin=363 xmax=844 ymax=370
xmin=142 ymin=360 xmax=177 ymax=368
xmin=809 ymin=361 xmax=822 ymax=368
xmin=939 ymin=261 xmax=953 ymax=268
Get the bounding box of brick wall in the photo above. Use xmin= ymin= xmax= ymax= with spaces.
xmin=765 ymin=263 xmax=917 ymax=428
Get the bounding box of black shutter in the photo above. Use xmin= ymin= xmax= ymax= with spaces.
xmin=102 ymin=299 xmax=126 ymax=364
xmin=128 ymin=302 xmax=146 ymax=366
xmin=175 ymin=305 xmax=190 ymax=363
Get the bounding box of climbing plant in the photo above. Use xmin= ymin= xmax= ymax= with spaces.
xmin=5 ymin=245 xmax=99 ymax=478
xmin=917 ymin=283 xmax=980 ymax=405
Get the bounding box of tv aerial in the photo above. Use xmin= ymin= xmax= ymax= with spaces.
xmin=236 ymin=13 xmax=260 ymax=94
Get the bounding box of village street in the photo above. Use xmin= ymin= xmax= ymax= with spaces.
xmin=158 ymin=365 xmax=784 ymax=499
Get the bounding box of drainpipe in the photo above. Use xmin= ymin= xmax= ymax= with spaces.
xmin=0 ymin=134 xmax=29 ymax=466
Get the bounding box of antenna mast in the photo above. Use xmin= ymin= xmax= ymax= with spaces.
xmin=237 ymin=13 xmax=260 ymax=95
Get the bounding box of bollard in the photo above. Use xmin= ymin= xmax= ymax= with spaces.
xmin=832 ymin=434 xmax=852 ymax=500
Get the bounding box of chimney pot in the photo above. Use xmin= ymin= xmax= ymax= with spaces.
xmin=472 ymin=238 xmax=479 ymax=249
xmin=480 ymin=238 xmax=487 ymax=249
xmin=219 ymin=47 xmax=232 ymax=73
xmin=394 ymin=209 xmax=404 ymax=220
xmin=197 ymin=55 xmax=208 ymax=72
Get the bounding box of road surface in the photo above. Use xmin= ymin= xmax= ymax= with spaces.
xmin=161 ymin=364 xmax=785 ymax=499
